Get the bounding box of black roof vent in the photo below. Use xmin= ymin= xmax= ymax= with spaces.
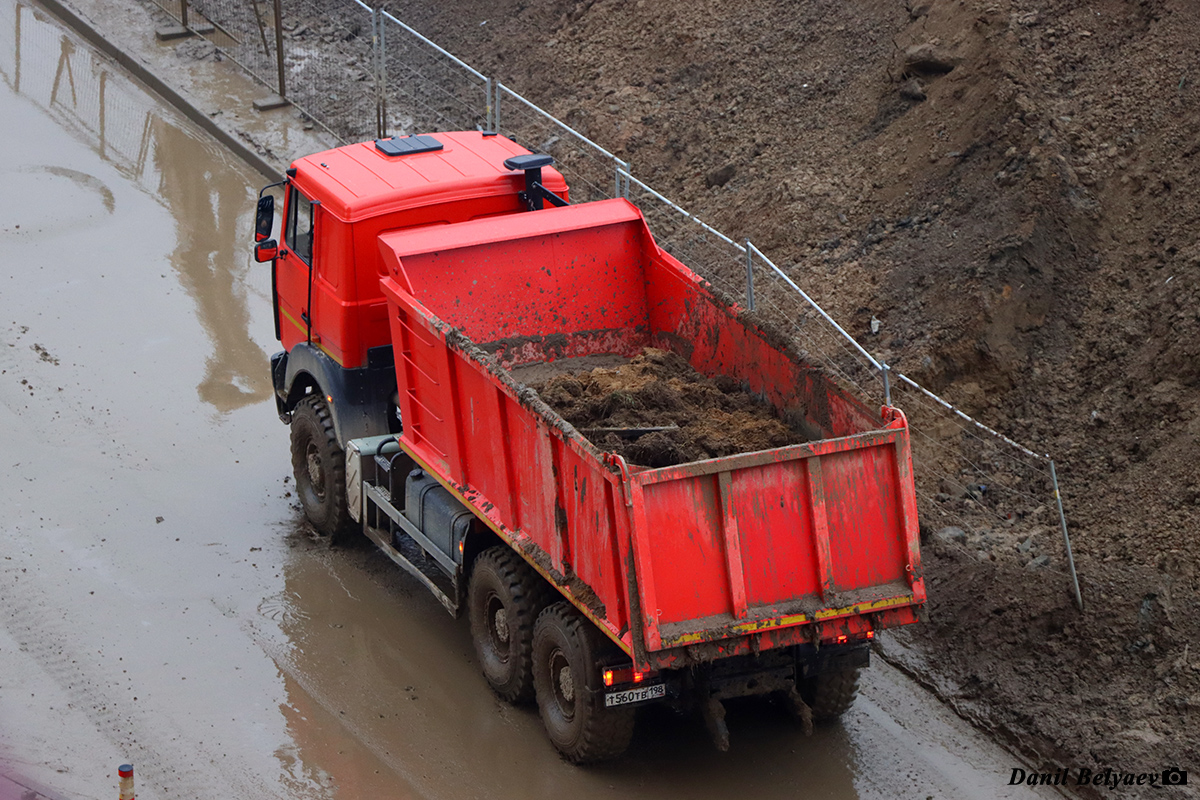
xmin=374 ymin=134 xmax=444 ymax=157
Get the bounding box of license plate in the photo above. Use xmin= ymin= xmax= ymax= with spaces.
xmin=604 ymin=682 xmax=666 ymax=707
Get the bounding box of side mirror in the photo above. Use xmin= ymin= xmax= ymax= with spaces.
xmin=255 ymin=239 xmax=279 ymax=262
xmin=255 ymin=195 xmax=275 ymax=242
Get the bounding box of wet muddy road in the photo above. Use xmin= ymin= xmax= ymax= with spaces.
xmin=0 ymin=3 xmax=1065 ymax=798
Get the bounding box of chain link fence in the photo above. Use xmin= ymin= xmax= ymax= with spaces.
xmin=173 ymin=0 xmax=284 ymax=96
xmin=494 ymin=84 xmax=627 ymax=204
xmin=377 ymin=11 xmax=488 ymax=137
xmin=158 ymin=0 xmax=1080 ymax=606
xmin=280 ymin=0 xmax=376 ymax=142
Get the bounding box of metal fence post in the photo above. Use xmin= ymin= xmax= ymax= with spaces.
xmin=744 ymin=239 xmax=755 ymax=312
xmin=494 ymin=81 xmax=501 ymax=133
xmin=375 ymin=8 xmax=387 ymax=138
xmin=1050 ymin=460 xmax=1084 ymax=611
xmin=371 ymin=8 xmax=379 ymax=138
xmin=485 ymin=77 xmax=492 ymax=131
xmin=180 ymin=0 xmax=188 ymax=29
xmin=881 ymin=362 xmax=892 ymax=407
xmin=272 ymin=0 xmax=285 ymax=99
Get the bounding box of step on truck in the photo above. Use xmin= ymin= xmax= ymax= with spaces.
xmin=253 ymin=130 xmax=925 ymax=762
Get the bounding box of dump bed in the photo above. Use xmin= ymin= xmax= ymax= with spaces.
xmin=378 ymin=199 xmax=924 ymax=670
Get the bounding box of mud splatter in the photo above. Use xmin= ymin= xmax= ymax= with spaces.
xmin=31 ymin=343 xmax=58 ymax=365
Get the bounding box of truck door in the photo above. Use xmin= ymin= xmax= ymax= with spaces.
xmin=276 ymin=185 xmax=316 ymax=352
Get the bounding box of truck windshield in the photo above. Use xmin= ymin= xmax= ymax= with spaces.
xmin=286 ymin=188 xmax=314 ymax=264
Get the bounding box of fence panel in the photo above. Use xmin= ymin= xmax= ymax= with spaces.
xmin=279 ymin=0 xmax=377 ymax=143
xmin=745 ymin=246 xmax=885 ymax=404
xmin=622 ymin=173 xmax=885 ymax=403
xmin=889 ymin=374 xmax=1081 ymax=607
xmin=2 ymin=2 xmax=159 ymax=189
xmin=623 ymin=173 xmax=746 ymax=291
xmin=184 ymin=0 xmax=283 ymax=96
xmin=495 ymin=84 xmax=625 ymax=204
xmin=377 ymin=11 xmax=487 ymax=137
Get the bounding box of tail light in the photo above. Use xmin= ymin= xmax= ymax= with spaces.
xmin=822 ymin=629 xmax=875 ymax=645
xmin=602 ymin=666 xmax=659 ymax=687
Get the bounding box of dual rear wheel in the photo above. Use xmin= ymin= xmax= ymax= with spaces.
xmin=467 ymin=547 xmax=634 ymax=763
xmin=467 ymin=547 xmax=545 ymax=704
xmin=801 ymin=664 xmax=863 ymax=722
xmin=531 ymin=602 xmax=635 ymax=763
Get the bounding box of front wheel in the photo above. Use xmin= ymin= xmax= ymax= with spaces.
xmin=532 ymin=602 xmax=635 ymax=763
xmin=290 ymin=394 xmax=352 ymax=543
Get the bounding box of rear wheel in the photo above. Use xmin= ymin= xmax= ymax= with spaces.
xmin=532 ymin=602 xmax=635 ymax=763
xmin=800 ymin=665 xmax=862 ymax=722
xmin=467 ymin=547 xmax=546 ymax=704
xmin=290 ymin=395 xmax=352 ymax=543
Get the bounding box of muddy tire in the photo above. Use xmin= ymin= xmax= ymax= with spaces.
xmin=290 ymin=395 xmax=352 ymax=543
xmin=532 ymin=602 xmax=635 ymax=763
xmin=467 ymin=546 xmax=547 ymax=704
xmin=801 ymin=665 xmax=862 ymax=722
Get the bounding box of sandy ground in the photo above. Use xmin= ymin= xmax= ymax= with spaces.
xmin=0 ymin=0 xmax=1079 ymax=798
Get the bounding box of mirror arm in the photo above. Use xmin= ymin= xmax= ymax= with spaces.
xmin=258 ymin=179 xmax=286 ymax=201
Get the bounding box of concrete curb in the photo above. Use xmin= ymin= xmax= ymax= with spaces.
xmin=0 ymin=771 xmax=76 ymax=800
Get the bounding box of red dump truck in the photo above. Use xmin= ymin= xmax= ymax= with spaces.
xmin=253 ymin=131 xmax=925 ymax=762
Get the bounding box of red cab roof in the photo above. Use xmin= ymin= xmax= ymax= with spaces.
xmin=289 ymin=131 xmax=568 ymax=222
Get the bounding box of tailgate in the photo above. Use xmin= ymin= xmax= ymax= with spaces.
xmin=626 ymin=417 xmax=924 ymax=655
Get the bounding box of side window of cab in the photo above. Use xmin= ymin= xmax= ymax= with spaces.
xmin=286 ymin=187 xmax=314 ymax=264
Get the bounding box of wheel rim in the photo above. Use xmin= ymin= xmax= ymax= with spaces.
xmin=486 ymin=594 xmax=511 ymax=660
xmin=305 ymin=441 xmax=326 ymax=501
xmin=548 ymin=647 xmax=575 ymax=721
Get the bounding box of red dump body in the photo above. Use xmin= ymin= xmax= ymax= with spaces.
xmin=378 ymin=198 xmax=924 ymax=670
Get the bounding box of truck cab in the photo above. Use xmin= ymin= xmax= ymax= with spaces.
xmin=255 ymin=132 xmax=568 ymax=535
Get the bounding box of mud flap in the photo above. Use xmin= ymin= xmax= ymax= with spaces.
xmin=779 ymin=685 xmax=815 ymax=737
xmin=700 ymin=682 xmax=814 ymax=750
xmin=702 ymin=696 xmax=730 ymax=752
xmin=697 ymin=652 xmax=809 ymax=751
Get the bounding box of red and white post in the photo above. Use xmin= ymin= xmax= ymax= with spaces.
xmin=117 ymin=764 xmax=134 ymax=800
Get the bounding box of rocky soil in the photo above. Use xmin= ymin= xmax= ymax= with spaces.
xmin=379 ymin=0 xmax=1200 ymax=792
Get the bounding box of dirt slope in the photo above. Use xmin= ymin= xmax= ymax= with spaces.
xmin=388 ymin=0 xmax=1200 ymax=789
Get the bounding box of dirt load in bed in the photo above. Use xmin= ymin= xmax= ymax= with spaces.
xmin=528 ymin=347 xmax=805 ymax=468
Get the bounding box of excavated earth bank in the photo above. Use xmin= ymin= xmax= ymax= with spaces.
xmin=375 ymin=0 xmax=1200 ymax=793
